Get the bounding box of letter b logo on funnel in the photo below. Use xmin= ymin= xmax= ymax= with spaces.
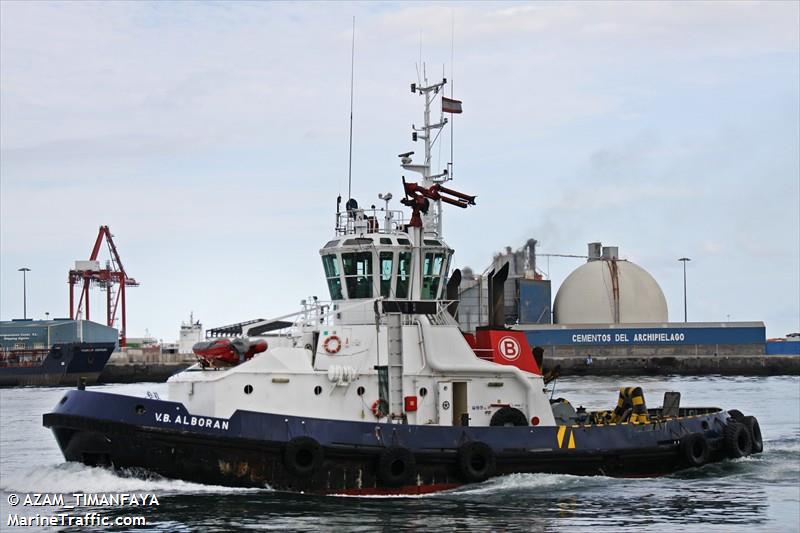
xmin=498 ymin=337 xmax=521 ymax=360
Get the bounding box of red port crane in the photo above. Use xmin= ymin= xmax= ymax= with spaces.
xmin=68 ymin=225 xmax=139 ymax=347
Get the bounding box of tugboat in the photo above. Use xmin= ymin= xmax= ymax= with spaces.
xmin=44 ymin=76 xmax=762 ymax=494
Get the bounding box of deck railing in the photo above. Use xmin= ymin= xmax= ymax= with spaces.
xmin=335 ymin=209 xmax=407 ymax=236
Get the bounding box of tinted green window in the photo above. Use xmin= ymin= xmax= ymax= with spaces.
xmin=341 ymin=252 xmax=373 ymax=298
xmin=422 ymin=252 xmax=445 ymax=299
xmin=380 ymin=252 xmax=393 ymax=297
xmin=396 ymin=252 xmax=412 ymax=298
xmin=321 ymin=255 xmax=343 ymax=300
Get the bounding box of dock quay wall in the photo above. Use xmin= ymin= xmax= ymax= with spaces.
xmin=99 ymin=351 xmax=196 ymax=383
xmin=97 ymin=354 xmax=799 ymax=384
xmin=543 ymin=355 xmax=800 ymax=376
xmin=543 ymin=343 xmax=765 ymax=358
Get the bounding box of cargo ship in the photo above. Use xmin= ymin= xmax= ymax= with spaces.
xmin=44 ymin=75 xmax=762 ymax=494
xmin=1 ymin=319 xmax=117 ymax=387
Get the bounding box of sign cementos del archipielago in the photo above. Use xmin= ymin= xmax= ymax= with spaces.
xmin=526 ymin=325 xmax=766 ymax=346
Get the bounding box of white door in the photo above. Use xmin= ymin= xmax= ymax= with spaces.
xmin=437 ymin=382 xmax=453 ymax=426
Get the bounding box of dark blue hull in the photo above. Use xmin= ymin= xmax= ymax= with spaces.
xmin=42 ymin=389 xmax=756 ymax=494
xmin=0 ymin=343 xmax=115 ymax=387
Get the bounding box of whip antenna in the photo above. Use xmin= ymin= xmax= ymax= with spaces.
xmin=449 ymin=11 xmax=454 ymax=180
xmin=347 ymin=16 xmax=355 ymax=202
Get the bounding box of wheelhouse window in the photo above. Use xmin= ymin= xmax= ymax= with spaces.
xmin=396 ymin=252 xmax=412 ymax=298
xmin=380 ymin=252 xmax=394 ymax=297
xmin=342 ymin=252 xmax=373 ymax=298
xmin=422 ymin=252 xmax=445 ymax=299
xmin=322 ymin=255 xmax=343 ymax=300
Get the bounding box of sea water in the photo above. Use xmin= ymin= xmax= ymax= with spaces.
xmin=1 ymin=376 xmax=798 ymax=532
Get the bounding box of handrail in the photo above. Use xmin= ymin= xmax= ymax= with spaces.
xmin=335 ymin=209 xmax=407 ymax=236
xmin=243 ymin=297 xmax=462 ymax=338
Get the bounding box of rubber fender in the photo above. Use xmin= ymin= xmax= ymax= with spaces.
xmin=727 ymin=409 xmax=745 ymax=422
xmin=376 ymin=446 xmax=416 ymax=487
xmin=742 ymin=416 xmax=763 ymax=454
xmin=490 ymin=406 xmax=528 ymax=427
xmin=680 ymin=433 xmax=710 ymax=467
xmin=283 ymin=436 xmax=323 ymax=477
xmin=457 ymin=441 xmax=496 ymax=483
xmin=723 ymin=422 xmax=752 ymax=458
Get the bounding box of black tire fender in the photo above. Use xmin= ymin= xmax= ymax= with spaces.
xmin=743 ymin=416 xmax=763 ymax=454
xmin=376 ymin=446 xmax=416 ymax=487
xmin=680 ymin=433 xmax=710 ymax=467
xmin=490 ymin=406 xmax=528 ymax=427
xmin=727 ymin=409 xmax=745 ymax=422
xmin=283 ymin=436 xmax=323 ymax=477
xmin=457 ymin=441 xmax=496 ymax=483
xmin=723 ymin=422 xmax=752 ymax=458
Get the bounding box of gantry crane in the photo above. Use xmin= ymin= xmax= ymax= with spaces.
xmin=68 ymin=225 xmax=139 ymax=347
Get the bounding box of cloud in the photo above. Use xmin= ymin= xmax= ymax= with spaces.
xmin=1 ymin=1 xmax=797 ymax=338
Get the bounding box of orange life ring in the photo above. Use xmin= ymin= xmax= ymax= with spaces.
xmin=323 ymin=335 xmax=341 ymax=354
xmin=371 ymin=399 xmax=388 ymax=418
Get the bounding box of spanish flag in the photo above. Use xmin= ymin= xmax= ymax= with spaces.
xmin=442 ymin=96 xmax=463 ymax=114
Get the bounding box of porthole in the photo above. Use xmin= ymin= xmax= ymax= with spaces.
xmin=419 ymin=387 xmax=428 ymax=397
xmin=134 ymin=404 xmax=146 ymax=415
xmin=314 ymin=386 xmax=323 ymax=395
xmin=357 ymin=386 xmax=365 ymax=396
xmin=244 ymin=385 xmax=253 ymax=394
xmin=701 ymin=421 xmax=710 ymax=430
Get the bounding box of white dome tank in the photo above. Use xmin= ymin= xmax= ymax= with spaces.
xmin=553 ymin=245 xmax=668 ymax=324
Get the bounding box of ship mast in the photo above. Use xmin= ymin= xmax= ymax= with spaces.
xmin=401 ymin=70 xmax=450 ymax=236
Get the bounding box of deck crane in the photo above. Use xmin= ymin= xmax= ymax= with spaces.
xmin=68 ymin=225 xmax=139 ymax=347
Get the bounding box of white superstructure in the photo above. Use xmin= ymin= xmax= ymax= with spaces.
xmin=167 ymin=76 xmax=556 ymax=429
xmin=178 ymin=312 xmax=204 ymax=354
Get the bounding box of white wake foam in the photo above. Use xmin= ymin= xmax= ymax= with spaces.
xmin=0 ymin=462 xmax=268 ymax=495
xmin=446 ymin=472 xmax=627 ymax=496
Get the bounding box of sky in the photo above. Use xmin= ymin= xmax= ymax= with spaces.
xmin=1 ymin=1 xmax=798 ymax=342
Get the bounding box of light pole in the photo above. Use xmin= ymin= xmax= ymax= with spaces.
xmin=678 ymin=258 xmax=690 ymax=322
xmin=18 ymin=267 xmax=31 ymax=319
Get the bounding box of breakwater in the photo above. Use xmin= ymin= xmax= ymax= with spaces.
xmin=544 ymin=355 xmax=800 ymax=376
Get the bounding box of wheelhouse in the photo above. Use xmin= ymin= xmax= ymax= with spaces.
xmin=319 ymin=233 xmax=452 ymax=301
